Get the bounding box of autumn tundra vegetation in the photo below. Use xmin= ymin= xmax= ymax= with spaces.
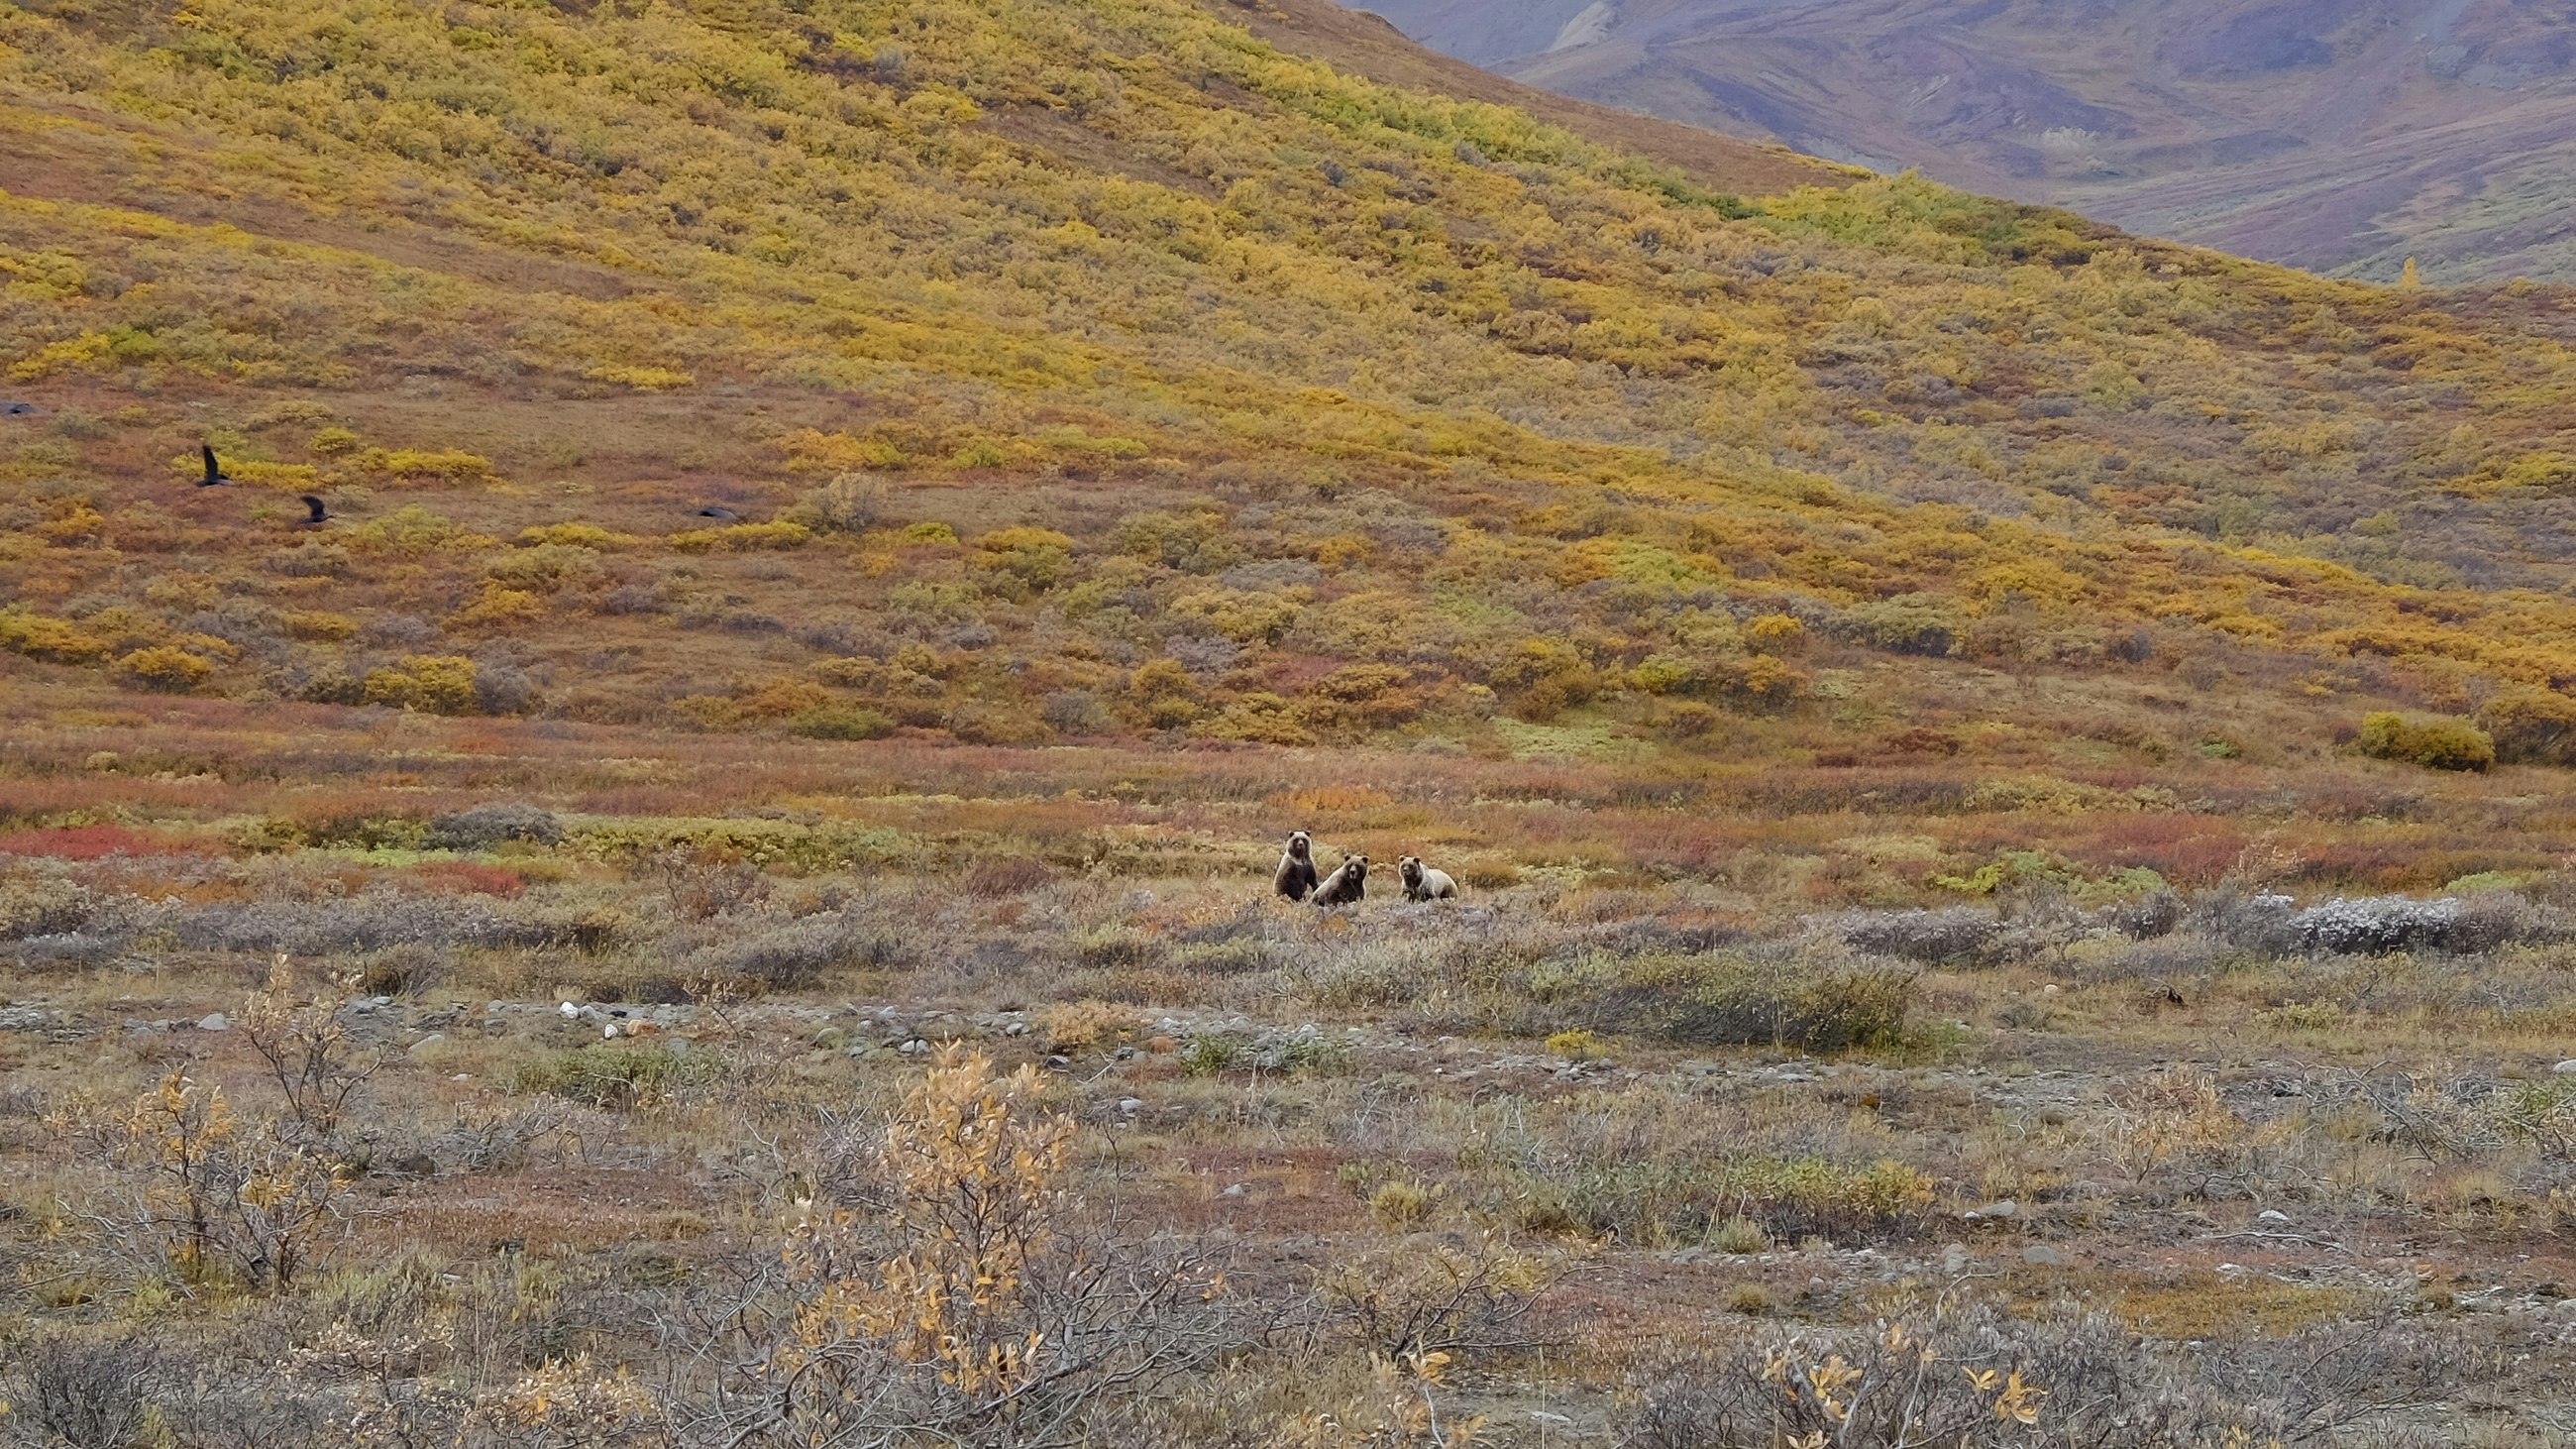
xmin=11 ymin=0 xmax=2576 ymax=1442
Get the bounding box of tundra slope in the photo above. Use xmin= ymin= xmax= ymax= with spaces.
xmin=9 ymin=0 xmax=2576 ymax=754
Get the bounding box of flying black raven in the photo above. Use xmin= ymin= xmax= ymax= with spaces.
xmin=297 ymin=495 xmax=331 ymax=526
xmin=199 ymin=446 xmax=235 ymax=487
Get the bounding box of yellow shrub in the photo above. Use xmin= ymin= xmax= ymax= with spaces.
xmin=1192 ymin=692 xmax=1316 ymax=745
xmin=587 ymin=363 xmax=694 ymax=390
xmin=1629 ymin=654 xmax=1697 ymax=695
xmin=2478 ymin=690 xmax=2576 ymax=766
xmin=1169 ymin=588 xmax=1301 ymax=644
xmin=356 ymin=448 xmax=500 ymax=483
xmin=670 ymin=521 xmax=814 ymax=552
xmin=1126 ymin=658 xmax=1204 ymax=727
xmin=1745 ymin=613 xmax=1805 ymax=654
xmin=2357 ymin=712 xmax=2493 ymax=772
xmin=348 ymin=506 xmax=498 ymax=555
xmin=445 ymin=582 xmax=545 ymax=632
xmin=363 ymin=655 xmax=481 ymax=714
xmin=117 ymin=646 xmax=216 ymax=692
xmin=0 ymin=610 xmax=113 ymax=663
xmin=282 ymin=612 xmax=359 ymax=642
xmin=974 ymin=526 xmax=1077 ymax=593
xmin=33 ymin=501 xmax=104 ymax=545
xmin=781 ymin=429 xmax=904 ymax=472
xmin=484 ymin=544 xmax=603 ymax=592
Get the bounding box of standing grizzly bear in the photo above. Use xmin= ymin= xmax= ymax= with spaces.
xmin=1274 ymin=831 xmax=1320 ymax=901
xmin=1313 ymin=854 xmax=1368 ymax=906
xmin=1398 ymin=856 xmax=1456 ymax=902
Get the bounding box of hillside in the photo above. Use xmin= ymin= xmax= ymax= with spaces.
xmin=7 ymin=0 xmax=2576 ymax=772
xmin=1359 ymin=0 xmax=2576 ymax=283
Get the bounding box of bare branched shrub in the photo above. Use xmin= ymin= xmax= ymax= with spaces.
xmin=1842 ymin=907 xmax=2002 ymax=965
xmin=1626 ymin=1298 xmax=2493 ymax=1449
xmin=796 ymin=470 xmax=889 ymax=534
xmin=699 ymin=1049 xmax=1238 ymax=1447
xmin=242 ymin=955 xmax=379 ymax=1140
xmin=643 ymin=842 xmax=770 ymax=921
xmin=10 ymin=1337 xmax=175 ymax=1449
xmin=679 ymin=909 xmax=885 ymax=990
xmin=1555 ymin=951 xmax=1913 ymax=1052
xmin=426 ymin=802 xmax=564 ymax=851
xmin=2099 ymin=1062 xmax=2267 ymax=1186
xmin=141 ymin=892 xmax=568 ymax=955
xmin=1319 ymin=1236 xmax=1570 ymax=1360
xmin=460 ymin=1356 xmax=666 ymax=1447
xmin=74 ymin=1069 xmax=350 ymax=1292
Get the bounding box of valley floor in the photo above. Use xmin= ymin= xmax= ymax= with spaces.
xmin=9 ymin=700 xmax=2576 ymax=1444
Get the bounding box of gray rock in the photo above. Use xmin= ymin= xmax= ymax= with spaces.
xmin=1981 ymin=1200 xmax=2018 ymax=1220
xmin=407 ymin=1034 xmax=447 ymax=1057
xmin=2554 ymin=1059 xmax=2576 ymax=1074
xmin=2258 ymin=1208 xmax=2291 ymax=1224
xmin=2022 ymin=1245 xmax=2071 ymax=1267
xmin=1118 ymin=1097 xmax=1143 ymax=1115
xmin=898 ymin=1038 xmax=930 ymax=1055
xmin=1941 ymin=1244 xmax=1972 ymax=1275
xmin=197 ymin=1013 xmax=230 ymax=1032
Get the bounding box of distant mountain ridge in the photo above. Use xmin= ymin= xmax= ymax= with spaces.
xmin=1354 ymin=0 xmax=2576 ymax=282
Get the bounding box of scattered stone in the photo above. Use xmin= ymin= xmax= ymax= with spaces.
xmin=1941 ymin=1244 xmax=1972 ymax=1275
xmin=2022 ymin=1245 xmax=2071 ymax=1267
xmin=898 ymin=1038 xmax=930 ymax=1055
xmin=2554 ymin=1059 xmax=2576 ymax=1075
xmin=408 ymin=1033 xmax=447 ymax=1057
xmin=2258 ymin=1208 xmax=2291 ymax=1224
xmin=452 ymin=1073 xmax=472 ymax=1082
xmin=1221 ymin=1182 xmax=1246 ymax=1198
xmin=1118 ymin=1097 xmax=1143 ymax=1116
xmin=560 ymin=1002 xmax=581 ymax=1019
xmin=197 ymin=1013 xmax=231 ymax=1032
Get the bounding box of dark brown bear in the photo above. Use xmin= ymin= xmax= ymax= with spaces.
xmin=1313 ymin=854 xmax=1368 ymax=906
xmin=1274 ymin=831 xmax=1320 ymax=901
